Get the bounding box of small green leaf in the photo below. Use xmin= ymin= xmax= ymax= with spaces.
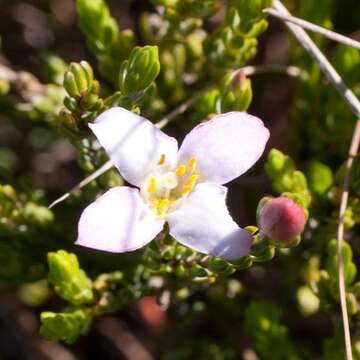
xmin=47 ymin=250 xmax=94 ymax=305
xmin=40 ymin=308 xmax=92 ymax=344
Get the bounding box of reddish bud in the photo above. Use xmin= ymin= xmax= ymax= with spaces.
xmin=231 ymin=70 xmax=247 ymax=90
xmin=258 ymin=197 xmax=306 ymax=245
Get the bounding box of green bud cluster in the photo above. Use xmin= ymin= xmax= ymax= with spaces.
xmin=60 ymin=61 xmax=105 ymax=140
xmin=205 ymin=0 xmax=269 ymax=69
xmin=63 ymin=62 xmax=96 ymax=99
xmin=218 ymin=70 xmax=253 ymax=112
xmin=119 ymin=46 xmax=161 ymax=97
xmin=41 ymin=251 xmax=140 ymax=342
xmin=142 ymin=237 xmax=254 ymax=282
xmin=265 ymin=148 xmax=311 ymax=211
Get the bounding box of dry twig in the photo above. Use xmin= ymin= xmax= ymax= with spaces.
xmin=272 ymin=0 xmax=360 ymax=120
xmin=264 ymin=8 xmax=360 ymax=51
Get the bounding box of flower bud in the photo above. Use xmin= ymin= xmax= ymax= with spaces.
xmin=63 ymin=61 xmax=94 ymax=98
xmin=265 ymin=149 xmax=294 ymax=177
xmin=119 ymin=46 xmax=160 ymax=96
xmin=69 ymin=63 xmax=88 ymax=93
xmin=258 ymin=197 xmax=306 ymax=245
xmin=219 ymin=70 xmax=253 ymax=112
xmin=231 ymin=70 xmax=252 ymax=111
xmin=63 ymin=72 xmax=79 ymax=98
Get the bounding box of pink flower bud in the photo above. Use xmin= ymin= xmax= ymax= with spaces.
xmin=231 ymin=70 xmax=247 ymax=91
xmin=259 ymin=197 xmax=306 ymax=244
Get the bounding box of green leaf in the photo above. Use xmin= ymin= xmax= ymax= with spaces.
xmin=47 ymin=250 xmax=94 ymax=305
xmin=76 ymin=0 xmax=116 ymax=44
xmin=40 ymin=308 xmax=92 ymax=344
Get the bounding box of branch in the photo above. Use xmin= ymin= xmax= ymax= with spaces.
xmin=48 ymin=64 xmax=304 ymax=209
xmin=264 ymin=8 xmax=360 ymax=51
xmin=49 ymin=160 xmax=114 ymax=209
xmin=272 ymin=0 xmax=360 ymax=120
xmin=272 ymin=1 xmax=360 ymax=359
xmin=154 ymin=87 xmax=209 ymax=129
xmin=241 ymin=64 xmax=306 ymax=79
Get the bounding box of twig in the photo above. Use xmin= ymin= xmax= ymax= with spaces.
xmin=48 ymin=64 xmax=305 ymax=209
xmin=272 ymin=1 xmax=360 ymax=359
xmin=49 ymin=160 xmax=114 ymax=209
xmin=241 ymin=64 xmax=306 ymax=79
xmin=337 ymin=119 xmax=360 ymax=359
xmin=154 ymin=87 xmax=208 ymax=129
xmin=273 ymin=0 xmax=360 ymax=120
xmin=264 ymin=8 xmax=360 ymax=51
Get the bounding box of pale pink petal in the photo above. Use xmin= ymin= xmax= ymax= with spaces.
xmin=89 ymin=107 xmax=178 ymax=186
xmin=76 ymin=187 xmax=164 ymax=252
xmin=177 ymin=112 xmax=269 ymax=184
xmin=167 ymin=183 xmax=252 ymax=260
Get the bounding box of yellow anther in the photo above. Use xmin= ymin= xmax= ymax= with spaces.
xmin=188 ymin=157 xmax=197 ymax=172
xmin=175 ymin=164 xmax=186 ymax=176
xmin=147 ymin=177 xmax=157 ymax=193
xmin=182 ymin=174 xmax=199 ymax=195
xmin=157 ymin=154 xmax=166 ymax=165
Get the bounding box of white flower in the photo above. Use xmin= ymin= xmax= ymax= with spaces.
xmin=76 ymin=107 xmax=269 ymax=260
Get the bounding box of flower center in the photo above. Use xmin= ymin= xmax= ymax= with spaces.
xmin=141 ymin=154 xmax=200 ymax=218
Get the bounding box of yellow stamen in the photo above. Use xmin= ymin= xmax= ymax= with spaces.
xmin=147 ymin=177 xmax=157 ymax=193
xmin=157 ymin=154 xmax=166 ymax=165
xmin=175 ymin=164 xmax=186 ymax=176
xmin=152 ymin=198 xmax=170 ymax=217
xmin=188 ymin=157 xmax=197 ymax=172
xmin=181 ymin=174 xmax=199 ymax=195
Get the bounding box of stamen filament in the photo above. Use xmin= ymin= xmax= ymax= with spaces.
xmin=188 ymin=157 xmax=197 ymax=173
xmin=182 ymin=174 xmax=199 ymax=195
xmin=147 ymin=177 xmax=157 ymax=193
